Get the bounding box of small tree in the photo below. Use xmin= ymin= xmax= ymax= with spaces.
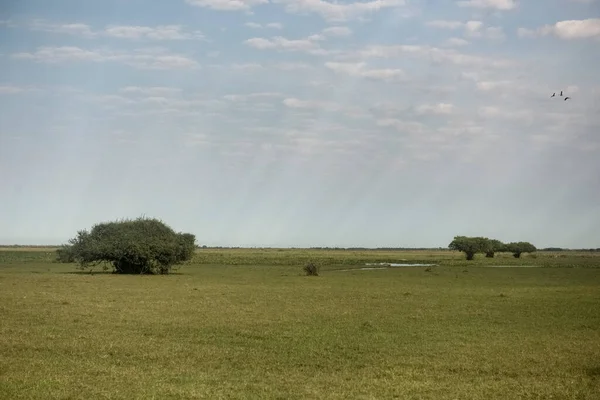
xmin=57 ymin=217 xmax=196 ymax=274
xmin=448 ymin=236 xmax=489 ymax=260
xmin=485 ymin=239 xmax=506 ymax=258
xmin=506 ymin=241 xmax=537 ymax=258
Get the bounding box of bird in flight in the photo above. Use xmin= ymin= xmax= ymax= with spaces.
xmin=564 ymin=97 xmax=571 ymax=101
xmin=551 ymin=92 xmax=556 ymax=97
xmin=560 ymin=90 xmax=563 ymax=96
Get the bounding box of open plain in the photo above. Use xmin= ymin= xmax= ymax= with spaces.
xmin=1 ymin=248 xmax=599 ymax=399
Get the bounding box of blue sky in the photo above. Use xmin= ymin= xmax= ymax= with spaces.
xmin=1 ymin=0 xmax=599 ymax=248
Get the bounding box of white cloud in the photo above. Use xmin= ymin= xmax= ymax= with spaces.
xmin=83 ymin=92 xmax=226 ymax=117
xmin=436 ymin=120 xmax=486 ymax=137
xmin=0 ymin=86 xmax=21 ymax=94
xmin=325 ymin=61 xmax=405 ymax=82
xmin=104 ymin=25 xmax=204 ymax=40
xmin=485 ymin=27 xmax=506 ymax=40
xmin=185 ymin=0 xmax=268 ymax=11
xmin=464 ymin=21 xmax=484 ymax=37
xmin=243 ymin=38 xmax=272 ymax=49
xmin=475 ymin=80 xmax=512 ymax=91
xmin=0 ymin=85 xmax=38 ymax=94
xmin=283 ymin=97 xmax=342 ymax=111
xmin=12 ymin=47 xmax=105 ymax=62
xmin=252 ymin=26 xmax=351 ymax=48
xmin=457 ymin=0 xmax=517 ymax=10
xmin=444 ymin=37 xmax=469 ymax=47
xmin=460 ymin=72 xmax=546 ymax=98
xmin=427 ymin=20 xmax=464 ymax=29
xmin=11 ymin=47 xmax=199 ymax=69
xmin=244 ymin=36 xmax=327 ymax=54
xmin=272 ymin=0 xmax=406 ymax=21
xmin=375 ymin=118 xmax=426 ymax=134
xmin=478 ymin=106 xmax=533 ymax=121
xmin=427 ymin=19 xmax=504 ymax=40
xmin=322 ymin=26 xmax=352 ymax=37
xmin=274 ymin=62 xmax=313 ymax=70
xmin=119 ymin=86 xmax=183 ymax=96
xmin=224 ymin=92 xmax=283 ymax=102
xmin=523 ymin=18 xmax=600 ymax=40
xmin=245 ymin=22 xmax=283 ymax=29
xmin=27 ymin=19 xmax=205 ymax=40
xmin=416 ymin=103 xmax=455 ymax=115
xmin=29 ymin=20 xmax=95 ymax=36
xmin=565 ymin=85 xmax=580 ymax=94
xmin=517 ymin=28 xmax=537 ymax=38
xmin=356 ymin=44 xmax=515 ymax=68
xmin=231 ymin=62 xmax=264 ymax=70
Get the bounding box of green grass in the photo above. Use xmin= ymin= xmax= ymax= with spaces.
xmin=1 ymin=249 xmax=599 ymax=399
xmin=3 ymin=246 xmax=599 ymax=268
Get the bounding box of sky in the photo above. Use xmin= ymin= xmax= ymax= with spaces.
xmin=1 ymin=0 xmax=599 ymax=248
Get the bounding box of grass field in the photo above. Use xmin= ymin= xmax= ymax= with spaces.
xmin=1 ymin=248 xmax=599 ymax=399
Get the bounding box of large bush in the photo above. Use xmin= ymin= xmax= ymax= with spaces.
xmin=57 ymin=217 xmax=196 ymax=274
xmin=506 ymin=241 xmax=537 ymax=258
xmin=485 ymin=239 xmax=506 ymax=258
xmin=448 ymin=236 xmax=491 ymax=260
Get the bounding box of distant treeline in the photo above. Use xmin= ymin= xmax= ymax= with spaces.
xmin=0 ymin=245 xmax=59 ymax=248
xmin=1 ymin=245 xmax=599 ymax=252
xmin=541 ymin=247 xmax=600 ymax=252
xmin=196 ymin=246 xmax=600 ymax=252
xmin=195 ymin=246 xmax=450 ymax=251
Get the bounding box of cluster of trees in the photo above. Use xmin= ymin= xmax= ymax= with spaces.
xmin=56 ymin=217 xmax=196 ymax=274
xmin=448 ymin=236 xmax=536 ymax=260
xmin=541 ymin=247 xmax=600 ymax=252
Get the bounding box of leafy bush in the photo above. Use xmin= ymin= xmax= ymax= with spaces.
xmin=506 ymin=241 xmax=537 ymax=258
xmin=485 ymin=239 xmax=506 ymax=258
xmin=303 ymin=261 xmax=319 ymax=276
xmin=448 ymin=236 xmax=491 ymax=260
xmin=57 ymin=217 xmax=196 ymax=274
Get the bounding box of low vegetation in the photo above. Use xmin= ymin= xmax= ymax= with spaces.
xmin=0 ymin=249 xmax=599 ymax=399
xmin=56 ymin=217 xmax=196 ymax=274
xmin=303 ymin=261 xmax=320 ymax=276
xmin=506 ymin=241 xmax=537 ymax=258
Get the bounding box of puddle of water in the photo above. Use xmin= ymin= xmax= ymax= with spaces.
xmin=365 ymin=263 xmax=437 ymax=267
xmin=335 ymin=263 xmax=437 ymax=272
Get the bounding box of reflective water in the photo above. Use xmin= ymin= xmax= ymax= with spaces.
xmin=365 ymin=263 xmax=437 ymax=267
xmin=335 ymin=263 xmax=437 ymax=272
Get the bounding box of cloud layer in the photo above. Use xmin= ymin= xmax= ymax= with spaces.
xmin=1 ymin=0 xmax=599 ymax=248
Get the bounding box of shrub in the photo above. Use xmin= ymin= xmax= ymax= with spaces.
xmin=303 ymin=261 xmax=319 ymax=276
xmin=448 ymin=236 xmax=490 ymax=260
xmin=485 ymin=239 xmax=506 ymax=258
xmin=57 ymin=216 xmax=196 ymax=275
xmin=506 ymin=241 xmax=537 ymax=258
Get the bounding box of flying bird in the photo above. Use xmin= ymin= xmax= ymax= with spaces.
xmin=564 ymin=97 xmax=571 ymax=101
xmin=551 ymin=92 xmax=555 ymax=97
xmin=560 ymin=90 xmax=563 ymax=96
